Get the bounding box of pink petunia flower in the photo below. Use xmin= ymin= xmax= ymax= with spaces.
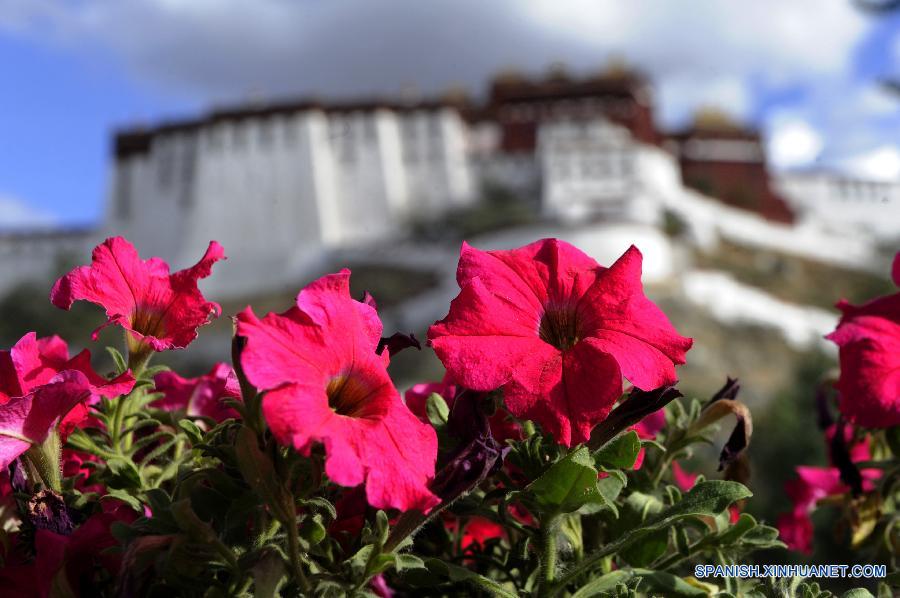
xmin=236 ymin=270 xmax=439 ymax=513
xmin=777 ymin=428 xmax=880 ymax=554
xmin=153 ymin=363 xmax=241 ymax=422
xmin=370 ymin=574 xmax=395 ymax=598
xmin=825 ymin=252 xmax=900 ymax=428
xmin=428 ymin=239 xmax=692 ymax=446
xmin=50 ymin=237 xmax=225 ymax=354
xmin=0 ymin=333 xmax=135 ymax=469
xmin=671 ymin=461 xmax=699 ymax=492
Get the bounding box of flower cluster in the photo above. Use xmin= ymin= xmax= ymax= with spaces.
xmin=775 ymin=252 xmax=900 ymax=563
xmin=429 ymin=240 xmax=692 ymax=446
xmin=0 ymin=234 xmax=893 ymax=596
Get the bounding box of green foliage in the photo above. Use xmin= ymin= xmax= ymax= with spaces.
xmin=8 ymin=335 xmax=888 ymax=597
xmin=527 ymin=446 xmax=612 ymax=514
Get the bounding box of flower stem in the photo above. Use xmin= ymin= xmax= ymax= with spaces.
xmin=285 ymin=517 xmax=311 ymax=594
xmin=539 ymin=512 xmax=560 ymax=593
xmin=383 ymin=500 xmax=452 ymax=553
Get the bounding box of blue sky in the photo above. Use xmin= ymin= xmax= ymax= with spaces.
xmin=0 ymin=32 xmax=198 ymax=227
xmin=0 ymin=0 xmax=897 ymax=229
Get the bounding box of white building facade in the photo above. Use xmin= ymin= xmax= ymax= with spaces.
xmin=108 ymin=103 xmax=475 ymax=296
xmin=537 ymin=118 xmax=681 ymax=225
xmin=3 ymin=71 xmax=896 ymax=300
xmin=776 ymin=171 xmax=900 ymax=242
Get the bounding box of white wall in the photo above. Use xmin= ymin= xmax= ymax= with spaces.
xmin=776 ymin=172 xmax=900 ymax=242
xmin=683 ymin=270 xmax=837 ymax=351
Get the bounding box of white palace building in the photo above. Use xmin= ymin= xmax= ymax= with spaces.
xmin=2 ymin=68 xmax=898 ymax=298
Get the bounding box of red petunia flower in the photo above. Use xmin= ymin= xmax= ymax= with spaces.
xmin=50 ymin=237 xmax=225 ymax=354
xmin=0 ymin=504 xmax=136 ymax=597
xmin=0 ymin=333 xmax=135 ymax=469
xmin=428 ymin=239 xmax=692 ymax=446
xmin=461 ymin=516 xmax=506 ymax=552
xmin=153 ymin=363 xmax=241 ymax=423
xmin=236 ymin=270 xmax=439 ymax=513
xmin=826 ymin=252 xmax=900 ymax=428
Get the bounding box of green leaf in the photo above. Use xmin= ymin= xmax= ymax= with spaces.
xmin=106 ymin=456 xmax=142 ymax=489
xmin=632 ymin=569 xmax=707 ymax=597
xmin=369 ymin=553 xmax=398 ymax=576
xmin=105 ymin=346 xmax=128 ymax=375
xmin=65 ymin=428 xmax=114 ymax=459
xmin=738 ymin=524 xmax=784 ymax=549
xmin=620 ymin=529 xmax=668 ymax=567
xmin=178 ymin=419 xmax=204 ymax=445
xmin=551 ymin=481 xmax=753 ymax=592
xmin=374 ymin=510 xmax=390 ymax=546
xmin=641 ymin=438 xmax=666 ymax=453
xmin=571 ymin=570 xmax=633 ymax=598
xmin=527 ymin=446 xmax=609 ymax=513
xmin=425 ymin=393 xmax=450 ymax=429
xmin=394 ymin=553 xmax=426 ymax=572
xmin=653 ymin=481 xmax=751 ymax=525
xmin=625 ymin=491 xmax=664 ymax=522
xmin=581 ymin=472 xmax=625 ymax=516
xmin=299 ymin=496 xmax=338 ymax=521
xmin=593 ymin=431 xmax=641 ymax=469
xmin=145 ymin=488 xmax=171 ymax=515
xmin=717 ymin=512 xmax=756 ymax=544
xmin=425 ymin=559 xmax=518 ymax=598
xmin=233 ymin=426 xmax=293 ymax=525
xmin=143 ymin=364 xmax=170 ymax=379
xmin=299 ymin=515 xmax=326 ymax=547
xmin=571 ymin=569 xmax=706 ymax=598
xmin=347 ymin=545 xmax=374 ymax=577
xmin=841 ymin=590 xmax=875 ymax=598
xmin=102 ymin=489 xmax=143 ymax=512
xmin=620 ymin=482 xmax=751 ymax=565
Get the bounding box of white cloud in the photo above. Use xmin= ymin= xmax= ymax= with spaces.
xmin=0 ymin=0 xmax=870 ymax=119
xmin=658 ymin=76 xmax=751 ymax=126
xmin=0 ymin=193 xmax=58 ymax=229
xmin=2 ymin=0 xmax=890 ymax=181
xmin=767 ymin=118 xmax=824 ymax=169
xmin=856 ymin=85 xmax=898 ymax=116
xmin=525 ymin=0 xmax=864 ymax=77
xmin=839 ymin=145 xmax=900 ymax=181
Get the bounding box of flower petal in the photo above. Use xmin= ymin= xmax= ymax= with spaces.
xmin=429 ymin=277 xmax=545 ymax=390
xmin=235 ymin=306 xmax=327 ymax=390
xmin=0 ymin=371 xmax=92 ymax=469
xmin=51 ymin=237 xmax=224 ymax=351
xmin=579 ymin=245 xmax=692 ymax=387
xmin=296 ymin=269 xmax=383 ymax=348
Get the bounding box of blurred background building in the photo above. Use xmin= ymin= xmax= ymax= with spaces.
xmin=4 ymin=67 xmax=897 ymax=299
